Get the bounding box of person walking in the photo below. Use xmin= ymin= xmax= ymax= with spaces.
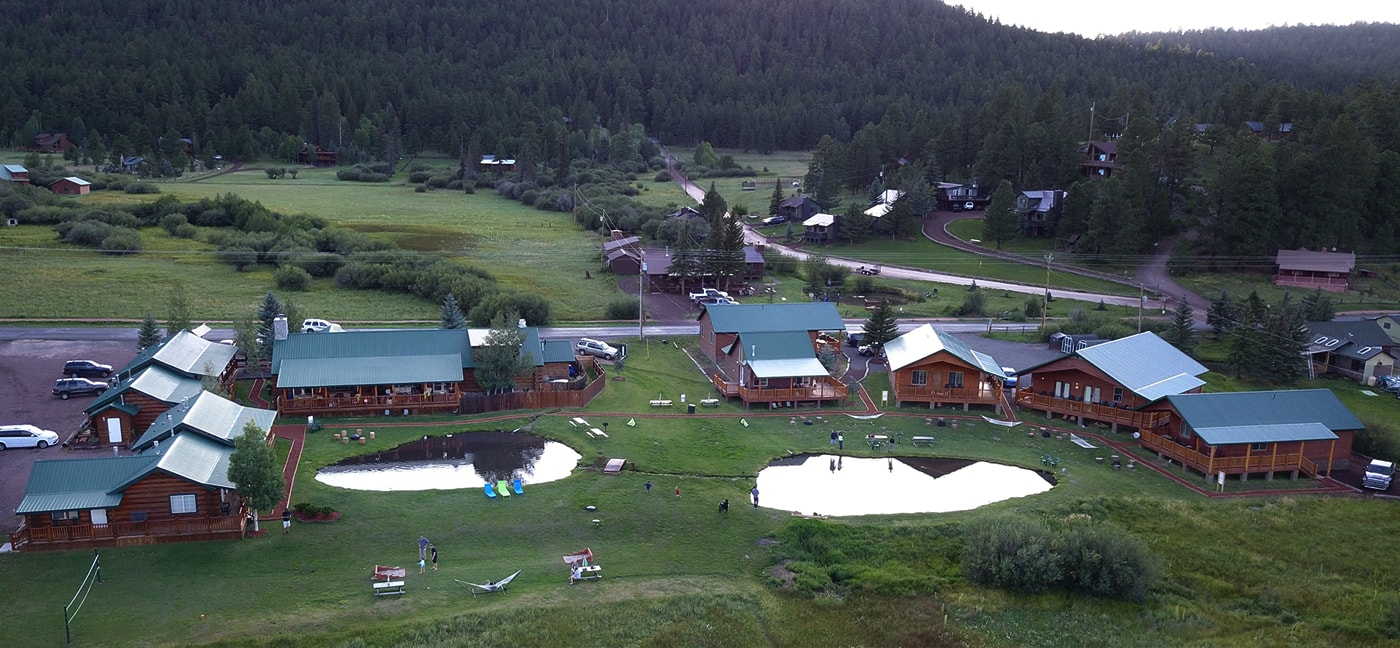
xmin=645 ymin=480 xmax=652 ymax=493
xmin=751 ymin=486 xmax=759 ymax=508
xmin=419 ymin=557 xmax=427 ymax=574
xmin=430 ymin=544 xmax=438 ymax=571
xmin=838 ymin=434 xmax=844 ymax=451
xmin=418 ymin=535 xmax=430 ymax=560
xmin=719 ymin=499 xmax=729 ymax=513
xmin=281 ymin=508 xmax=292 ymax=534
xmin=675 ymin=486 xmax=681 ymax=497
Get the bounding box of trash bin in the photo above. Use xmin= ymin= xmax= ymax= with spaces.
xmin=687 ymin=403 xmax=696 ymax=414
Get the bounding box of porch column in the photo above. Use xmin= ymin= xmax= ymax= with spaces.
xmin=1206 ymin=445 xmax=1217 ymax=483
xmin=1267 ymin=444 xmax=1278 ymax=480
xmin=1326 ymin=439 xmax=1336 ymax=477
xmin=1295 ymin=441 xmax=1306 ymax=480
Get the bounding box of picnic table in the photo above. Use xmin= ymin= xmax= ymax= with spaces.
xmin=372 ymin=580 xmax=405 ymax=596
xmin=911 ymin=436 xmax=935 ymax=447
xmin=649 ymin=399 xmax=673 ymax=407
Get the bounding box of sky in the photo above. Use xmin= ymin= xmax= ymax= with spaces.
xmin=952 ymin=1 xmax=1400 ymax=38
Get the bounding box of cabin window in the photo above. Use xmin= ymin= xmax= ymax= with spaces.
xmin=291 ymin=387 xmax=315 ymax=399
xmin=911 ymin=370 xmax=928 ymax=386
xmin=946 ymin=371 xmax=964 ymax=388
xmin=170 ymin=494 xmax=198 ymax=515
xmin=50 ymin=510 xmax=80 ymax=524
xmin=1250 ymin=443 xmax=1268 ymax=452
xmin=129 ymin=511 xmax=149 ymax=522
xmin=1112 ymin=387 xmax=1124 ymax=403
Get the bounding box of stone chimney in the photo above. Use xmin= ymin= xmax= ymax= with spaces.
xmin=273 ymin=315 xmax=289 ymax=340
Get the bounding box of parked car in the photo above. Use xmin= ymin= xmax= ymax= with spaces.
xmin=53 ymin=377 xmax=109 ymax=400
xmin=576 ymin=338 xmax=620 ymax=360
xmin=858 ymin=343 xmax=877 ymax=357
xmin=761 ymin=215 xmax=786 ymax=226
xmin=301 ymin=318 xmax=344 ymax=333
xmin=688 ymin=288 xmax=731 ymax=303
xmin=1002 ymin=367 xmax=1018 ymax=389
xmin=1378 ymin=375 xmax=1400 ymax=394
xmin=696 ymin=296 xmax=737 ymax=309
xmin=855 ymin=266 xmax=881 ymax=275
xmin=0 ymin=424 xmax=60 ymax=450
xmin=845 ymin=333 xmax=863 ymax=347
xmin=63 ymin=359 xmax=112 ymax=378
xmin=1363 ymin=459 xmax=1395 ymax=491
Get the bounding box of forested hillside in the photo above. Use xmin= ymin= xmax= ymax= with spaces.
xmin=6 ymin=0 xmax=1280 ymax=158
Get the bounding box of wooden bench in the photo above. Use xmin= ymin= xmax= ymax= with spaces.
xmin=649 ymin=400 xmax=673 ymax=407
xmin=373 ymin=580 xmax=406 ymax=596
xmin=911 ymin=436 xmax=935 ymax=447
xmin=699 ymin=398 xmax=720 ymax=407
xmin=588 ymin=428 xmax=609 ymax=439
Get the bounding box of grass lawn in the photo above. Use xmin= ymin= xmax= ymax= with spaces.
xmin=1179 ymin=270 xmax=1400 ymax=314
xmin=4 ymin=337 xmax=1400 ymax=647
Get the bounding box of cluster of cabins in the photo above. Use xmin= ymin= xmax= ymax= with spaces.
xmin=13 ymin=302 xmax=1378 ymax=552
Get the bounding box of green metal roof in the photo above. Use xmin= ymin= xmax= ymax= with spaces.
xmin=17 ymin=456 xmax=155 ymax=513
xmin=277 ymin=354 xmax=466 ymax=388
xmin=540 ymin=338 xmax=578 ymax=364
xmin=1193 ymin=422 xmax=1337 ymax=446
xmin=736 ymin=331 xmax=817 ymax=360
xmin=85 ymin=366 xmax=203 ymax=414
xmin=131 ymin=391 xmax=277 ymax=452
xmin=272 ymin=328 xmax=472 ymax=375
xmin=884 ymin=324 xmax=1006 ymax=378
xmin=1073 ymin=332 xmax=1207 ymax=401
xmin=1167 ymin=389 xmax=1364 ymax=433
xmin=701 ymin=302 xmax=844 ymax=334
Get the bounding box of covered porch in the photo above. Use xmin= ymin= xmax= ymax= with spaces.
xmin=275 ymin=387 xmax=462 ymax=417
xmin=1015 ymin=389 xmax=1170 ymax=432
xmin=710 ymin=373 xmax=848 ymax=408
xmin=9 ymin=513 xmax=249 ymax=552
xmin=1138 ymin=430 xmax=1333 ymax=481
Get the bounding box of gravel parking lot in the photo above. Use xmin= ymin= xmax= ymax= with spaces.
xmin=0 ymin=337 xmax=137 ymax=535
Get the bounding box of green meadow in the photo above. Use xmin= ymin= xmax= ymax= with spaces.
xmin=2 ymin=340 xmax=1399 ymax=647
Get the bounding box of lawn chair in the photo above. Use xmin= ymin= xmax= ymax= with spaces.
xmin=484 ymin=482 xmax=497 ymax=499
xmin=455 ymin=570 xmax=522 ymax=595
xmin=512 ymin=478 xmax=524 ymax=495
xmin=497 ymin=479 xmax=512 ymax=497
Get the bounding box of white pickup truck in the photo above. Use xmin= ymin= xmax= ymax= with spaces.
xmin=688 ymin=288 xmax=731 ymax=303
xmin=1363 ymin=459 xmax=1394 ymax=491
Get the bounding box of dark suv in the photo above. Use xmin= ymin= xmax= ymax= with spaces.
xmin=53 ymin=377 xmax=109 ymax=399
xmin=63 ymin=359 xmax=113 ymax=378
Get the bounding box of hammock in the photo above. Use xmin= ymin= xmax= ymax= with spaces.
xmin=981 ymin=416 xmax=1023 ymax=428
xmin=845 ymin=413 xmax=885 ymax=420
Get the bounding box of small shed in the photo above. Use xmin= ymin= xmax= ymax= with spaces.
xmin=52 ymin=176 xmax=91 ymax=195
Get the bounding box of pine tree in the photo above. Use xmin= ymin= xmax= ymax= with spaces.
xmin=1206 ymin=290 xmax=1238 ymax=339
xmin=862 ymin=300 xmax=900 ymax=347
xmin=137 ymin=312 xmax=163 ymax=350
xmin=165 ymin=283 xmax=192 ymax=339
xmin=1300 ymin=288 xmax=1335 ymax=322
xmin=255 ymin=292 xmax=283 ymax=358
xmin=440 ymin=293 xmax=467 ymax=329
xmin=1164 ymin=300 xmax=1195 ymax=355
xmin=228 ymin=421 xmax=285 ymax=534
xmin=981 ymin=180 xmax=1019 ymax=249
xmin=474 ymin=312 xmax=535 ymax=393
xmin=768 ymin=179 xmax=784 ymax=217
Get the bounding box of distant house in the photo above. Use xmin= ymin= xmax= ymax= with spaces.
xmin=1016 ymin=332 xmax=1208 ymax=432
xmin=1304 ymin=320 xmax=1395 ymax=384
xmin=1081 ymin=141 xmax=1119 ymax=179
xmin=777 ymin=196 xmax=821 ymax=223
xmin=641 ymin=245 xmax=766 ymax=291
xmin=24 ymin=132 xmax=75 ymax=153
xmin=603 ymin=234 xmax=643 ymax=275
xmin=1275 ymin=248 xmax=1355 ymax=293
xmin=479 ymin=155 xmax=516 ymax=172
xmin=863 ymin=190 xmax=904 ymax=218
xmin=698 ymin=303 xmax=849 ymax=408
xmin=51 ymin=176 xmax=91 ymax=195
xmin=1046 ymin=332 xmax=1107 ymax=354
xmin=802 ymin=212 xmax=836 ymax=244
xmin=1369 ymin=314 xmax=1400 ymax=347
xmin=936 ymin=182 xmax=984 ymax=211
xmin=1244 ymin=121 xmax=1293 ymax=141
xmin=0 ymin=164 xmax=30 ymax=185
xmin=121 ymin=156 xmax=145 ymax=174
xmin=1016 ymin=189 xmax=1065 ymax=238
xmin=298 ymin=144 xmax=337 ymax=167
xmin=1138 ymin=389 xmax=1359 ymax=482
xmin=884 ymin=324 xmax=1009 ymax=411
xmin=668 ymin=206 xmax=701 ymax=220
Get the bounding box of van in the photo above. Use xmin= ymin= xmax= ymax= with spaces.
xmin=0 ymin=424 xmax=60 ymax=450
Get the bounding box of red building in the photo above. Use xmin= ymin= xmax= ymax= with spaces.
xmin=883 ymin=324 xmax=1010 ymax=412
xmin=51 ymin=176 xmax=91 ymax=195
xmin=1275 ymin=248 xmax=1355 ymax=293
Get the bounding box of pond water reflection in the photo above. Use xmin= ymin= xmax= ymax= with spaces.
xmin=755 ymin=454 xmax=1054 ymax=517
xmin=315 ymin=431 xmax=581 ymax=492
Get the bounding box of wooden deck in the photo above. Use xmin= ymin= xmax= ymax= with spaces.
xmin=10 ymin=515 xmax=247 ymax=552
xmin=890 ymin=384 xmax=1002 ymax=407
xmin=277 ymin=392 xmax=462 ymax=416
xmin=1138 ymin=432 xmax=1322 ymax=478
xmin=710 ymin=374 xmax=848 ymax=407
xmin=1015 ymin=390 xmax=1170 ymax=430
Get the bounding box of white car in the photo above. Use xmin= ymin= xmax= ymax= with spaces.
xmin=301 ymin=318 xmax=344 ymax=333
xmin=0 ymin=424 xmax=60 ymax=450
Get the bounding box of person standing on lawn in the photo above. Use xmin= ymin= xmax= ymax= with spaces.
xmin=430 ymin=544 xmax=438 ymax=571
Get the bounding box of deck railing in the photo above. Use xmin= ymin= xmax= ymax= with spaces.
xmin=10 ymin=515 xmax=245 ymax=550
xmin=1015 ymin=390 xmax=1170 ymax=429
xmin=1138 ymin=432 xmax=1319 ymax=476
xmin=709 ymin=374 xmax=848 ymax=404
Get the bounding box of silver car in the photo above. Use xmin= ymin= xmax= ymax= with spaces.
xmin=0 ymin=424 xmax=60 ymax=450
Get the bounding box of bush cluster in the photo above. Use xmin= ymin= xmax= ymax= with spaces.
xmin=961 ymin=515 xmax=1161 ymax=601
xmin=336 ymin=163 xmax=393 ymax=182
xmin=604 ymin=298 xmax=640 ymax=320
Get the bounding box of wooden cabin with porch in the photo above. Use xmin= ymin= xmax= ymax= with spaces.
xmin=270 ymin=326 xmax=588 ymax=417
xmin=1138 ymin=390 xmax=1359 ymax=482
xmin=10 ymin=433 xmax=250 ymax=551
xmin=1275 ymin=248 xmax=1356 ymax=293
xmin=83 ymin=366 xmax=204 ymax=447
xmin=112 ymin=329 xmax=238 ymax=385
xmin=708 ymin=330 xmax=848 ymax=408
xmin=1015 ymin=332 xmax=1207 ymax=432
xmin=883 ymin=323 xmax=1009 ymax=412
xmin=697 ymin=302 xmax=845 ymax=363
xmin=129 ymin=390 xmax=277 ymax=453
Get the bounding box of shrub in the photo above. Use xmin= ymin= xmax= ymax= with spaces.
xmin=124 ymin=182 xmax=161 ymax=194
xmin=605 ymin=298 xmax=640 ymax=320
xmin=172 ymin=223 xmax=197 ymax=239
xmin=955 ymin=290 xmax=986 ymax=317
xmin=100 ymin=228 xmax=144 ymax=254
xmin=195 ymin=207 xmax=232 ymax=227
xmin=275 ymin=265 xmax=312 ymax=291
xmin=159 ymin=213 xmax=189 ymax=235
xmin=961 ymin=515 xmax=1161 ymax=601
xmin=408 ymin=171 xmax=432 ymax=184
xmin=59 ymin=220 xmax=116 ymax=246
xmin=414 ymin=185 xmax=427 ymax=193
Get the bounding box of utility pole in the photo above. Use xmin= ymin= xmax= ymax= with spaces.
xmin=639 ymin=254 xmax=646 ymax=340
xmin=1137 ymin=284 xmax=1144 ymax=332
xmin=1086 ymin=102 xmax=1096 ymax=146
xmin=1041 ymin=254 xmax=1052 ymax=332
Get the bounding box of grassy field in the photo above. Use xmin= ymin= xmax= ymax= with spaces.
xmin=3 ymin=339 xmax=1400 ymax=647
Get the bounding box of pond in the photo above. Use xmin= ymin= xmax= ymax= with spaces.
xmin=315 ymin=431 xmax=582 ymax=492
xmin=754 ymin=454 xmax=1054 ymax=517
